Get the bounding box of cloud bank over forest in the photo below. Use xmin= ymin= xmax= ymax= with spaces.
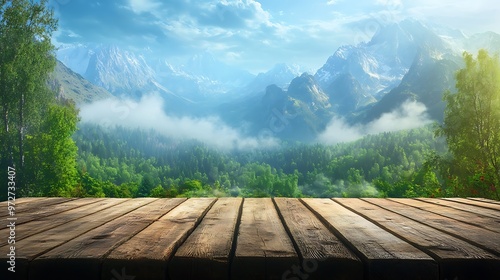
xmin=318 ymin=100 xmax=432 ymax=144
xmin=80 ymin=95 xmax=432 ymax=148
xmin=79 ymin=95 xmax=279 ymax=150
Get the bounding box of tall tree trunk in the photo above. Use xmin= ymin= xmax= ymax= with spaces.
xmin=18 ymin=92 xmax=25 ymax=193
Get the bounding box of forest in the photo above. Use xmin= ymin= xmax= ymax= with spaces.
xmin=69 ymin=123 xmax=448 ymax=199
xmin=1 ymin=0 xmax=500 ymax=201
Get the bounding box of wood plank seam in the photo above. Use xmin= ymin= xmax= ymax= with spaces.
xmin=164 ymin=198 xmax=219 ymax=264
xmin=467 ymin=197 xmax=500 ymax=205
xmin=274 ymin=198 xmax=364 ymax=280
xmin=0 ymin=198 xmax=130 ymax=247
xmin=450 ymin=198 xmax=500 ymax=211
xmin=230 ymin=198 xmax=299 ymax=280
xmin=415 ymin=198 xmax=500 ymax=219
xmin=335 ymin=198 xmax=500 ymax=280
xmin=101 ymin=198 xmax=217 ymax=280
xmin=11 ymin=198 xmax=106 ymax=226
xmin=335 ymin=199 xmax=447 ymax=262
xmin=387 ymin=198 xmax=500 ymax=234
xmin=100 ymin=198 xmax=189 ymax=260
xmin=26 ymin=198 xmax=159 ymax=262
xmin=227 ymin=197 xmax=245 ymax=280
xmin=298 ymin=198 xmax=370 ymax=271
xmin=0 ymin=197 xmax=78 ymax=218
xmin=272 ymin=197 xmax=303 ymax=261
xmin=361 ymin=198 xmax=500 ymax=258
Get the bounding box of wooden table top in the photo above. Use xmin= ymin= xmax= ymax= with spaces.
xmin=1 ymin=197 xmax=499 ymax=280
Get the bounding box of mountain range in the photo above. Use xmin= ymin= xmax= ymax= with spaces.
xmin=52 ymin=19 xmax=500 ymax=142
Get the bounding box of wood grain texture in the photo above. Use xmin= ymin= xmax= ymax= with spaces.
xmin=445 ymin=198 xmax=500 ymax=211
xmin=335 ymin=198 xmax=500 ymax=280
xmin=231 ymin=198 xmax=299 ymax=280
xmin=417 ymin=198 xmax=500 ymax=220
xmin=101 ymin=198 xmax=216 ymax=280
xmin=11 ymin=198 xmax=104 ymax=225
xmin=169 ymin=197 xmax=242 ymax=280
xmin=29 ymin=198 xmax=185 ymax=280
xmin=467 ymin=197 xmax=500 ymax=205
xmin=302 ymin=198 xmax=436 ymax=280
xmin=363 ymin=198 xmax=500 ymax=256
xmin=0 ymin=198 xmax=126 ymax=247
xmin=0 ymin=197 xmax=76 ymax=218
xmin=274 ymin=198 xmax=363 ymax=280
xmin=1 ymin=197 xmax=498 ymax=280
xmin=0 ymin=198 xmax=153 ymax=278
xmin=388 ymin=198 xmax=500 ymax=233
xmin=0 ymin=197 xmax=47 ymax=208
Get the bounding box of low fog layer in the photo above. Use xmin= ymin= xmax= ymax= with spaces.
xmin=80 ymin=95 xmax=432 ymax=149
xmin=79 ymin=94 xmax=279 ymax=150
xmin=318 ymin=101 xmax=432 ymax=144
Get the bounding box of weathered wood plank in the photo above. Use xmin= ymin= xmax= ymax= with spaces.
xmin=0 ymin=198 xmax=154 ymax=279
xmin=302 ymin=198 xmax=436 ymax=280
xmin=445 ymin=197 xmax=500 ymax=211
xmin=274 ymin=198 xmax=363 ymax=280
xmin=231 ymin=198 xmax=299 ymax=280
xmin=101 ymin=198 xmax=216 ymax=280
xmin=0 ymin=198 xmax=126 ymax=247
xmin=0 ymin=197 xmax=76 ymax=218
xmin=363 ymin=198 xmax=500 ymax=256
xmin=169 ymin=197 xmax=242 ymax=280
xmin=336 ymin=198 xmax=500 ymax=280
xmin=0 ymin=197 xmax=48 ymax=208
xmin=417 ymin=198 xmax=500 ymax=220
xmin=388 ymin=198 xmax=500 ymax=233
xmin=29 ymin=198 xmax=186 ymax=280
xmin=1 ymin=198 xmax=105 ymax=226
xmin=467 ymin=197 xmax=500 ymax=205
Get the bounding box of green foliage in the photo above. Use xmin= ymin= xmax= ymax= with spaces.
xmin=150 ymin=185 xmax=167 ymax=198
xmin=438 ymin=50 xmax=500 ymax=199
xmin=138 ymin=175 xmax=155 ymax=197
xmin=72 ymin=123 xmax=445 ymax=199
xmin=24 ymin=101 xmax=79 ymax=196
xmin=77 ymin=171 xmax=105 ymax=198
xmin=0 ymin=0 xmax=58 ymax=198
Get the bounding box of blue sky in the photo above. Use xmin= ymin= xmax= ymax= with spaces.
xmin=49 ymin=0 xmax=500 ymax=73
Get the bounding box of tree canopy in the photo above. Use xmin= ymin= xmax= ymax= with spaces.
xmin=438 ymin=50 xmax=500 ymax=199
xmin=1 ymin=0 xmax=79 ymax=199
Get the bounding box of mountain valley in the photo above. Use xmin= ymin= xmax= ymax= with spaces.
xmin=54 ymin=19 xmax=500 ymax=142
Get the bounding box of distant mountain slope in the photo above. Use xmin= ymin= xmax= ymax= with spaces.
xmin=314 ymin=19 xmax=449 ymax=102
xmin=243 ymin=63 xmax=303 ymax=93
xmin=220 ymin=73 xmax=333 ymax=142
xmin=58 ymin=45 xmax=255 ymax=102
xmin=48 ymin=60 xmax=113 ymax=104
xmin=56 ymin=19 xmax=500 ymax=142
xmin=84 ymin=45 xmax=157 ymax=97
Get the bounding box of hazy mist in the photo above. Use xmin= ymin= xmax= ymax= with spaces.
xmin=79 ymin=94 xmax=279 ymax=150
xmin=318 ymin=100 xmax=432 ymax=144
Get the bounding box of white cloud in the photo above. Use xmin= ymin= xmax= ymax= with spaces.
xmin=128 ymin=0 xmax=161 ymax=14
xmin=366 ymin=100 xmax=431 ymax=134
xmin=318 ymin=100 xmax=432 ymax=144
xmin=54 ymin=0 xmax=500 ymax=74
xmin=317 ymin=117 xmax=364 ymax=144
xmin=79 ymin=94 xmax=279 ymax=150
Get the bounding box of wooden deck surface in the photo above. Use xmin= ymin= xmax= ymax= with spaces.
xmin=1 ymin=197 xmax=499 ymax=280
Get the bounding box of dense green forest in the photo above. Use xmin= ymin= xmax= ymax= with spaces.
xmin=70 ymin=123 xmax=446 ymax=199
